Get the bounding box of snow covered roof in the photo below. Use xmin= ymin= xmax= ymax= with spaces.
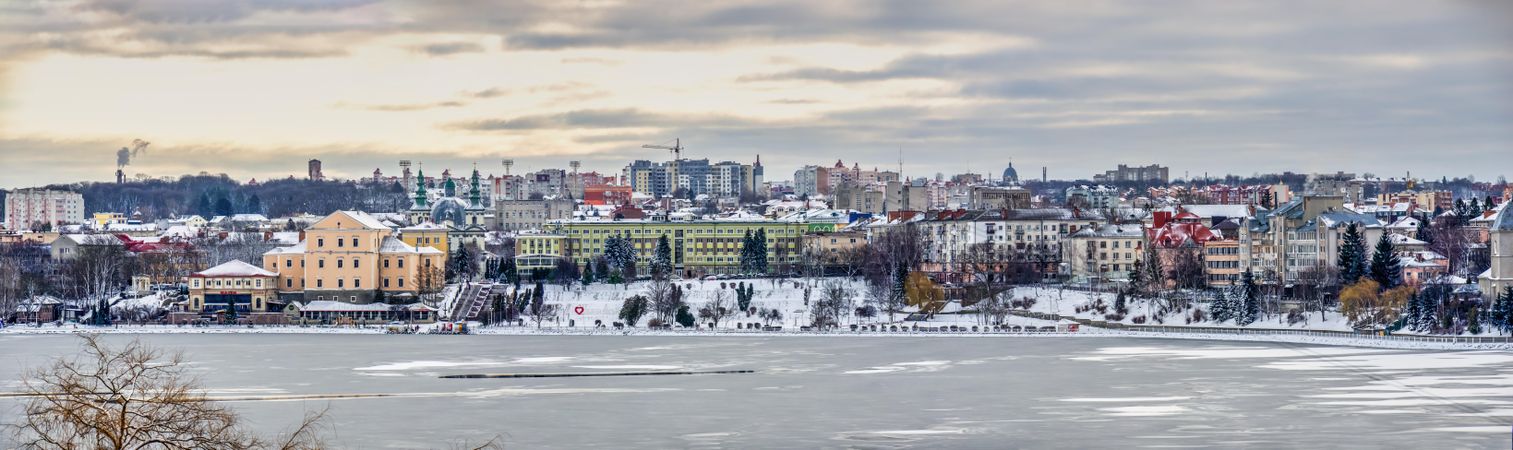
xmin=265 ymin=241 xmax=307 ymax=255
xmin=297 ymin=301 xmax=394 ymax=312
xmin=194 ymin=260 xmax=276 ymax=277
xmin=1387 ymin=233 xmax=1427 ymax=246
xmin=1386 ymin=216 xmax=1421 ymax=229
xmin=1158 ymin=204 xmax=1254 ymax=220
xmin=336 ymin=211 xmax=391 ymax=230
xmin=379 ymin=236 xmax=420 ymax=253
xmin=1492 ymin=201 xmax=1513 ymax=231
xmin=1071 ymin=224 xmax=1144 ymax=238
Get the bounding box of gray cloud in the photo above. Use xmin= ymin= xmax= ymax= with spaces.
xmin=414 ymin=41 xmax=486 ymax=56
xmin=2 ymin=0 xmax=1510 ymax=184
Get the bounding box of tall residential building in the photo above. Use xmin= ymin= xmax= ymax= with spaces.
xmin=793 ymin=165 xmax=830 ymax=197
xmin=3 ymin=189 xmax=85 ymax=231
xmin=527 ymin=219 xmax=807 ymax=276
xmin=1093 ymin=164 xmax=1169 ymax=183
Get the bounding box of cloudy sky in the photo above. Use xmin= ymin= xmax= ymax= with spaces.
xmin=1 ymin=0 xmax=1511 ymax=188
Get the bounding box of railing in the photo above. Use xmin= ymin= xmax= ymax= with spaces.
xmin=1007 ymin=310 xmax=1513 ymax=345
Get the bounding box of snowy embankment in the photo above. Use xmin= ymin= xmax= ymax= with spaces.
xmin=0 ymin=325 xmax=385 ymax=335
xmin=1009 ymin=286 xmax=1356 ymax=332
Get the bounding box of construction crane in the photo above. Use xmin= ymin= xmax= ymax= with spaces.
xmin=642 ymin=138 xmax=683 ymax=160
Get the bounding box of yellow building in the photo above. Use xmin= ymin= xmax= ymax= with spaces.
xmin=187 ymin=260 xmax=279 ymax=314
xmin=515 ymin=233 xmax=567 ymax=271
xmin=262 ymin=211 xmax=445 ymax=304
xmin=540 ymin=219 xmax=806 ymax=276
xmin=92 ymin=212 xmax=127 ymax=228
xmin=400 ymin=222 xmax=451 ymax=254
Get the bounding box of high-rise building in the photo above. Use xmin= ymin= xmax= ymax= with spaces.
xmin=1093 ymin=164 xmax=1168 ymax=184
xmin=3 ymin=189 xmax=85 ymax=231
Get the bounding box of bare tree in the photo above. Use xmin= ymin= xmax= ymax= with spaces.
xmin=810 ymin=280 xmax=853 ymax=329
xmin=697 ymin=289 xmax=733 ymax=328
xmin=10 ymin=335 xmax=327 ymax=449
xmin=646 ymin=278 xmax=683 ymax=323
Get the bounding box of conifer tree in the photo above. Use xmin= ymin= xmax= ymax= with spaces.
xmin=581 ymin=263 xmax=594 ymax=286
xmin=1337 ymin=223 xmax=1367 ymax=284
xmin=1210 ymin=289 xmax=1233 ymax=323
xmin=1368 ymin=233 xmax=1402 ymax=289
xmin=1237 ymin=271 xmax=1260 ymax=325
xmin=752 ymin=229 xmax=770 ymax=274
xmin=1491 ymin=287 xmax=1513 ymax=334
xmin=651 ymin=234 xmax=673 ymax=278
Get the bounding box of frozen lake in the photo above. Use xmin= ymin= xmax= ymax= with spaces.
xmin=2 ymin=334 xmax=1511 ymax=448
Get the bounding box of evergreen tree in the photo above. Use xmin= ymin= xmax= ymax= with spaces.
xmin=1491 ymin=287 xmax=1513 ymax=334
xmin=1127 ymin=259 xmax=1146 ymax=295
xmin=196 ymin=193 xmax=214 ymax=218
xmin=891 ymin=261 xmax=908 ymax=307
xmin=213 ymin=195 xmax=234 ymax=217
xmin=1415 ymin=218 xmax=1433 ymax=245
xmin=736 ymin=283 xmax=754 ymax=312
xmin=604 ymin=235 xmax=636 ymax=277
xmin=501 ymin=257 xmax=519 ymax=287
xmin=1469 ymin=198 xmax=1483 ymax=217
xmin=675 ymin=305 xmax=696 ymax=327
xmin=739 ymin=230 xmax=755 ymax=273
xmin=752 ymin=229 xmax=769 ymax=274
xmin=1337 ymin=223 xmax=1367 ymax=284
xmin=1468 ymin=307 xmax=1482 ymax=334
xmin=581 ymin=263 xmax=594 ymax=286
xmin=1141 ymin=243 xmax=1163 ymax=290
xmin=1114 ymin=291 xmax=1127 ymax=313
xmin=1238 ymin=271 xmax=1260 ymax=325
xmin=246 ymin=194 xmax=263 ymax=214
xmin=651 ymin=234 xmax=673 ymax=278
xmin=1454 ymin=198 xmax=1468 ymax=221
xmin=1368 ymin=233 xmax=1402 ymax=289
xmin=1210 ymin=289 xmax=1234 ymax=323
xmin=618 ymin=295 xmax=649 ymax=326
xmin=1259 ymin=190 xmax=1273 ymax=209
xmin=594 ymin=257 xmax=610 ymax=282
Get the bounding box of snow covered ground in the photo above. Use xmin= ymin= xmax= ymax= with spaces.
xmin=7 ymin=278 xmax=1507 ymax=350
xmin=1009 ymin=286 xmax=1359 ymax=331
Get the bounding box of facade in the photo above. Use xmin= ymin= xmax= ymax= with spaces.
xmin=1480 ymin=203 xmax=1513 ymax=297
xmin=541 ymin=219 xmax=806 ymax=276
xmin=1203 ymin=239 xmax=1242 ymax=286
xmin=494 ymin=198 xmax=575 ymax=231
xmin=187 ymin=260 xmax=279 ymax=314
xmin=920 ymin=208 xmax=1105 ymax=281
xmin=1093 ymin=164 xmax=1169 ymax=184
xmin=514 ymin=233 xmax=567 ymax=271
xmin=398 ymin=222 xmax=449 ymax=254
xmin=3 ymin=189 xmax=85 ymax=231
xmin=1065 ymin=185 xmax=1121 ymax=209
xmin=793 ymin=165 xmax=830 ymax=197
xmin=262 ymin=211 xmax=445 ymax=304
xmin=1065 ymin=224 xmax=1144 ymax=282
xmin=969 ymin=186 xmax=1032 ymax=209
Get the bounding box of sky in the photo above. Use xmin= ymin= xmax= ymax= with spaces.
xmin=1 ymin=0 xmax=1511 ymax=189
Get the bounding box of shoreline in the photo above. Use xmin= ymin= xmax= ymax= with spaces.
xmin=3 ymin=325 xmax=1509 ymax=351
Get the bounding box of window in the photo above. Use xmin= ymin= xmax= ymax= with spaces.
xmin=285 ymin=259 xmax=292 ymax=267
xmin=286 ymin=279 xmax=293 ymax=288
xmin=337 ymin=259 xmax=343 ymax=268
xmin=399 ymin=278 xmax=405 ymax=288
xmin=337 ymin=279 xmax=344 ymax=288
xmin=384 ymin=259 xmax=390 ymax=268
xmin=398 ymin=259 xmax=405 ymax=268
xmin=318 ymin=259 xmax=325 ymax=268
xmin=353 ymin=259 xmax=360 ymax=268
xmin=337 ymin=238 xmax=344 ymax=248
xmin=384 ymin=278 xmax=390 ymax=288
xmin=354 ymin=278 xmax=361 ymax=288
xmin=316 ymin=279 xmax=323 ymax=288
xmin=318 ymin=238 xmax=324 ymax=247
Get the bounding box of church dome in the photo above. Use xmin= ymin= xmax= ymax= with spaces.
xmin=1002 ymin=163 xmax=1019 ymax=183
xmin=431 ymin=197 xmax=468 ymax=225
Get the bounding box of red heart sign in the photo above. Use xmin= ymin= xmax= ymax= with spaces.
xmin=573 ymin=306 xmax=585 ymax=315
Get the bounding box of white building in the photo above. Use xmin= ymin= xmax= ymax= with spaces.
xmin=4 ymin=189 xmax=85 ymax=231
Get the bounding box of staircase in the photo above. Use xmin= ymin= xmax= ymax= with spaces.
xmin=444 ymin=283 xmax=494 ymax=321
